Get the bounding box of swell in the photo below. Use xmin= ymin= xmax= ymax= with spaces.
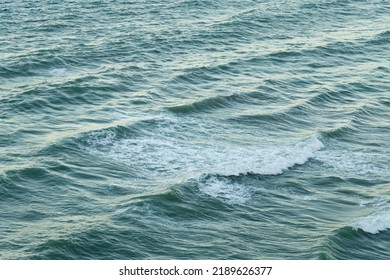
xmin=158 ymin=0 xmax=389 ymax=59
xmin=318 ymin=103 xmax=389 ymax=148
xmin=0 ymin=164 xmax=71 ymax=198
xmin=318 ymin=125 xmax=357 ymax=141
xmin=226 ymin=101 xmax=314 ymax=134
xmin=366 ymin=30 xmax=390 ymax=45
xmin=0 ymin=74 xmax=127 ymax=115
xmin=0 ymin=49 xmax=81 ymax=79
xmin=320 ymin=226 xmax=390 ymax=259
xmin=166 ymin=90 xmax=279 ymax=114
xmin=236 ymin=76 xmax=386 ymax=121
xmin=25 ymin=182 xmax=239 ymax=259
xmin=160 ymin=31 xmax=389 ymax=99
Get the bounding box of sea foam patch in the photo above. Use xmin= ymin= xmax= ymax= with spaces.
xmin=352 ymin=192 xmax=390 ymax=234
xmin=82 ymin=127 xmax=324 ymax=181
xmin=314 ymin=148 xmax=389 ymax=180
xmin=352 ymin=210 xmax=390 ymax=234
xmin=49 ymin=68 xmax=69 ymax=76
xmin=198 ymin=176 xmax=251 ymax=205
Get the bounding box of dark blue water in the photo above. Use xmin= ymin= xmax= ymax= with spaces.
xmin=1 ymin=0 xmax=389 ymax=259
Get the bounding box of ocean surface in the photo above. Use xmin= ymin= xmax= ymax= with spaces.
xmin=1 ymin=0 xmax=389 ymax=260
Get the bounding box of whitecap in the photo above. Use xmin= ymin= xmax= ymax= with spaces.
xmin=198 ymin=176 xmax=251 ymax=205
xmin=314 ymin=149 xmax=389 ymax=180
xmin=82 ymin=128 xmax=324 ymax=180
xmin=352 ymin=192 xmax=390 ymax=234
xmin=352 ymin=210 xmax=390 ymax=234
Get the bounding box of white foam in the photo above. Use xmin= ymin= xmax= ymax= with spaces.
xmin=358 ymin=196 xmax=388 ymax=208
xmin=352 ymin=192 xmax=390 ymax=234
xmin=314 ymin=149 xmax=389 ymax=180
xmin=290 ymin=193 xmax=318 ymax=201
xmin=198 ymin=176 xmax=251 ymax=205
xmin=83 ymin=128 xmax=324 ymax=179
xmin=49 ymin=68 xmax=68 ymax=76
xmin=352 ymin=210 xmax=390 ymax=234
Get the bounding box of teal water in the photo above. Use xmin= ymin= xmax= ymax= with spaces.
xmin=1 ymin=0 xmax=389 ymax=259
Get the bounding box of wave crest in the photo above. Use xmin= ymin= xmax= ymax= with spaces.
xmin=81 ymin=124 xmax=324 ymax=179
xmin=352 ymin=203 xmax=390 ymax=235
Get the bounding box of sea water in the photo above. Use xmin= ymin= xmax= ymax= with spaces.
xmin=1 ymin=0 xmax=389 ymax=259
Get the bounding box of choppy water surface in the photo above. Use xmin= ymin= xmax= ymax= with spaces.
xmin=1 ymin=0 xmax=389 ymax=259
